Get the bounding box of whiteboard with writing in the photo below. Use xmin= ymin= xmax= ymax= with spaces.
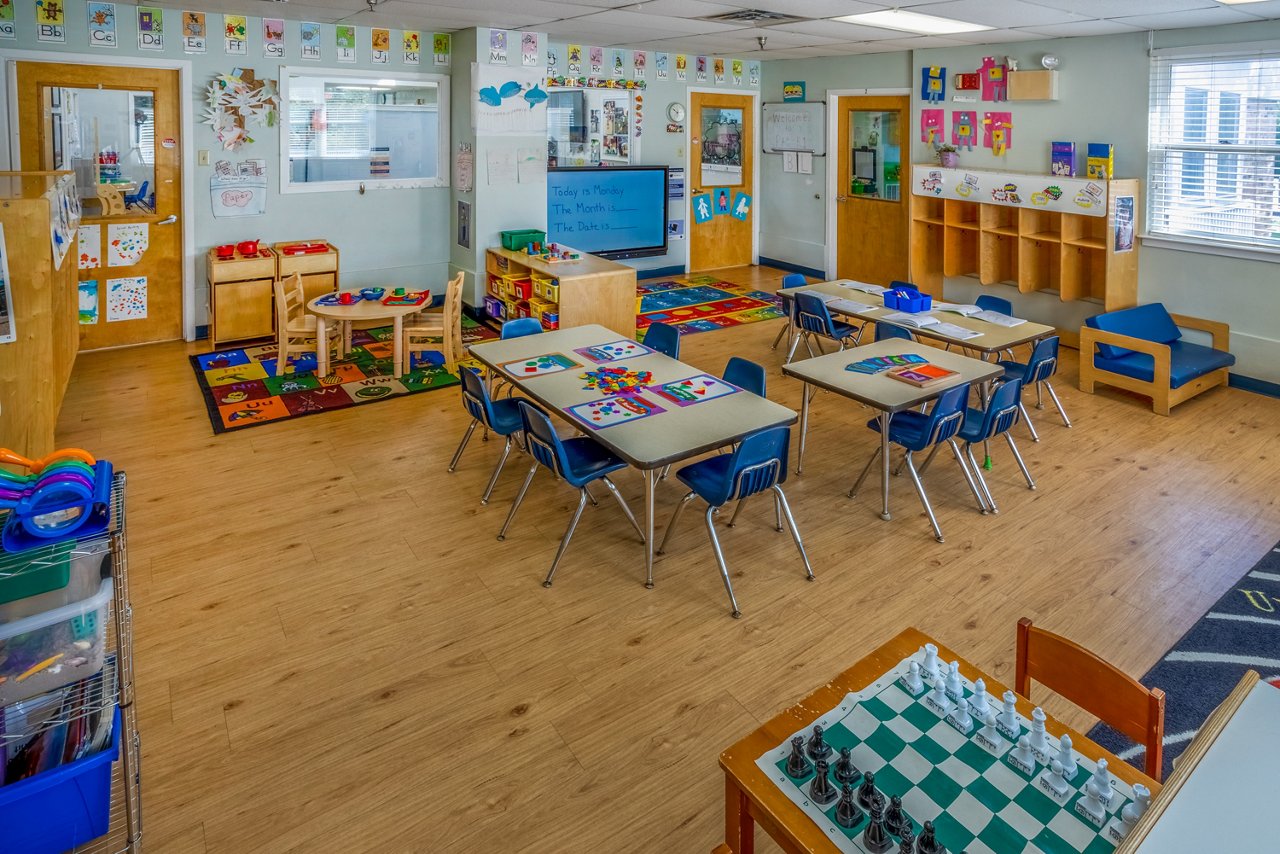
xmin=763 ymin=102 xmax=825 ymax=155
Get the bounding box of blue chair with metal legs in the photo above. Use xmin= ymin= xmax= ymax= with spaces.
xmin=848 ymin=383 xmax=986 ymax=543
xmin=123 ymin=180 xmax=150 ymax=211
xmin=976 ymin=294 xmax=1013 ymax=315
xmin=448 ymin=368 xmax=524 ymax=504
xmin=955 ymin=377 xmax=1035 ymax=514
xmin=658 ymin=426 xmax=813 ymax=618
xmin=874 ymin=321 xmax=914 ymax=343
xmin=498 ymin=401 xmax=645 ymax=587
xmin=788 ymin=291 xmax=863 ymax=363
xmin=771 ymin=273 xmax=807 ymax=352
xmin=501 ymin=317 xmax=543 ymax=339
xmin=644 ymin=321 xmax=680 ymax=359
xmin=998 ymin=335 xmax=1070 ymax=442
xmin=724 ymin=356 xmax=766 ymax=397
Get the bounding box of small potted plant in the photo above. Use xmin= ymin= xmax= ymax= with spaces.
xmin=935 ymin=142 xmax=960 ymax=168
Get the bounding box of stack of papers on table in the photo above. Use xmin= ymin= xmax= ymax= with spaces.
xmin=972 ymin=310 xmax=1026 ymax=327
xmin=928 ymin=321 xmax=984 ymax=340
xmin=836 ymin=280 xmax=889 ymax=295
xmin=934 ymin=302 xmax=983 ymax=316
xmin=809 ymin=291 xmax=840 ymax=304
xmin=826 ymin=298 xmax=874 ymax=315
xmin=879 ymin=311 xmax=939 ymax=329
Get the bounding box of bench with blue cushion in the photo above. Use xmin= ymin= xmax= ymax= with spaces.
xmin=1079 ymin=303 xmax=1234 ymax=415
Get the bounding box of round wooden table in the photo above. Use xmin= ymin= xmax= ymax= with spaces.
xmin=306 ymin=293 xmax=428 ymax=379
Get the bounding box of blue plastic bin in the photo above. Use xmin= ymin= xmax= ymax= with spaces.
xmin=883 ymin=286 xmax=932 ymax=314
xmin=0 ymin=706 xmax=120 ymax=854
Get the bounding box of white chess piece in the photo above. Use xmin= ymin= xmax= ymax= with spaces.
xmin=951 ymin=697 xmax=973 ymax=732
xmin=977 ymin=706 xmax=1001 ymax=744
xmin=921 ymin=643 xmax=941 ymax=680
xmin=1044 ymin=759 xmax=1070 ymax=796
xmin=1079 ymin=778 xmax=1107 ymax=824
xmin=1121 ymin=784 xmax=1151 ymax=824
xmin=970 ymin=677 xmax=991 ymax=717
xmin=904 ymin=661 xmax=925 ymax=694
xmin=1010 ymin=735 xmax=1036 ymax=772
xmin=929 ymin=676 xmax=953 ymax=713
xmin=1093 ymin=758 xmax=1114 ymax=804
xmin=1056 ymin=733 xmax=1078 ymax=779
xmin=999 ymin=690 xmax=1019 ymax=732
xmin=945 ymin=661 xmax=963 ymax=700
xmin=1028 ymin=706 xmax=1050 ymax=753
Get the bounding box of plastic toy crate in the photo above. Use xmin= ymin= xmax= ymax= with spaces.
xmin=0 ymin=540 xmax=109 ymax=623
xmin=501 ymin=229 xmax=546 ymax=252
xmin=514 ymin=300 xmax=532 ymax=319
xmin=541 ymin=312 xmax=560 ymax=330
xmin=510 ymin=279 xmax=533 ymax=300
xmin=529 ymin=297 xmax=558 ymax=322
xmin=883 ymin=286 xmax=932 ymax=313
xmin=483 ymin=295 xmax=506 ymax=321
xmin=486 ymin=274 xmax=503 ymax=298
xmin=0 ymin=706 xmax=120 ymax=854
xmin=0 ymin=577 xmax=113 ymax=706
xmin=534 ymin=279 xmax=560 ymax=302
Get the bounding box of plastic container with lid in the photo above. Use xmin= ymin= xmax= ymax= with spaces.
xmin=0 ymin=577 xmax=112 ymax=706
xmin=0 ymin=540 xmax=110 ymax=623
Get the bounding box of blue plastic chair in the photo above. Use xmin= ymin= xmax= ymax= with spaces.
xmin=644 ymin=321 xmax=680 ymax=359
xmin=999 ymin=335 xmax=1070 ymax=441
xmin=501 ymin=317 xmax=543 ymax=339
xmin=771 ymin=273 xmax=808 ymax=352
xmin=790 ymin=291 xmax=863 ymax=362
xmin=123 ymin=180 xmax=149 ymax=211
xmin=848 ymin=383 xmax=985 ymax=542
xmin=658 ymin=426 xmax=812 ymax=618
xmin=874 ymin=321 xmax=914 ymax=343
xmin=976 ymin=294 xmax=1013 ymax=316
xmin=449 ymin=369 xmax=525 ymax=504
xmin=724 ymin=356 xmax=766 ymax=397
xmin=955 ymin=378 xmax=1035 ymax=513
xmin=498 ymin=401 xmax=645 ymax=587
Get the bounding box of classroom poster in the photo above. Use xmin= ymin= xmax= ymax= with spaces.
xmin=137 ymin=7 xmax=163 ymax=50
xmin=432 ymin=32 xmax=450 ymax=65
xmin=36 ymin=0 xmax=65 ymax=42
xmin=567 ymin=44 xmax=582 ymax=74
xmin=714 ymin=58 xmax=724 ymax=84
xmin=107 ymin=222 xmax=148 ymax=266
xmin=1114 ymin=195 xmax=1135 ymax=253
xmin=182 ymin=11 xmax=206 ymax=53
xmin=78 ymin=224 xmax=101 ymax=268
xmin=667 ymin=219 xmax=684 ymax=240
xmin=262 ymin=18 xmax=283 ymax=57
xmin=78 ymin=280 xmax=99 ymax=325
xmin=655 ymin=53 xmax=668 ymax=80
xmin=633 ymin=51 xmax=646 ymax=79
xmin=0 ymin=0 xmax=14 ymax=40
xmin=675 ymin=54 xmax=686 ymax=81
xmin=695 ymin=56 xmax=707 ymax=83
xmin=0 ymin=226 xmax=13 ymax=344
xmin=692 ymin=193 xmax=712 ymax=224
xmin=371 ymin=27 xmax=389 ymax=64
xmin=474 ymin=65 xmax=547 ymax=135
xmin=748 ymin=62 xmax=760 ymax=86
xmin=300 ymin=22 xmax=320 ymax=60
xmin=224 ymin=14 xmax=246 ymax=54
xmin=403 ymin=30 xmax=420 ymax=65
xmin=106 ymin=277 xmax=147 ymax=322
xmin=546 ymin=46 xmax=559 ymax=75
xmin=87 ymin=3 xmax=116 ymax=47
xmin=732 ymin=60 xmax=743 ymax=85
xmin=489 ymin=29 xmax=507 ymax=63
xmin=589 ymin=46 xmax=604 ymax=74
xmin=521 ymin=31 xmax=538 ymax=66
xmin=714 ymin=188 xmax=731 ymax=216
xmin=336 ymin=25 xmax=355 ymax=62
xmin=612 ymin=49 xmax=625 ymax=78
xmin=731 ymin=192 xmax=751 ymax=221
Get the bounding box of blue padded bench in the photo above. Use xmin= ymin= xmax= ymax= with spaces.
xmin=1079 ymin=303 xmax=1234 ymax=415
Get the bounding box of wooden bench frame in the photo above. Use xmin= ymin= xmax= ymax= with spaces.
xmin=1078 ymin=313 xmax=1231 ymax=416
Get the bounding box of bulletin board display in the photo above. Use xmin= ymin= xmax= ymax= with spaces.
xmin=763 ymin=102 xmax=826 ymax=155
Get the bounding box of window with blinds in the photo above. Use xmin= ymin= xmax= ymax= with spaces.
xmin=1149 ymin=49 xmax=1280 ymax=252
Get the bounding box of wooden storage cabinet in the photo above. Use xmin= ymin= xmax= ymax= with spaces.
xmin=275 ymin=240 xmax=340 ymax=304
xmin=207 ymin=247 xmax=276 ymax=347
xmin=483 ymin=246 xmax=637 ymax=337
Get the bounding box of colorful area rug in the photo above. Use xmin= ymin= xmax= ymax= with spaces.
xmin=1088 ymin=541 xmax=1280 ymax=779
xmin=636 ymin=275 xmax=783 ymax=337
xmin=189 ymin=317 xmax=497 ymax=434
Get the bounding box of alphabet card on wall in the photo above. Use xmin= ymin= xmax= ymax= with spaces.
xmin=335 ymin=24 xmax=355 ymax=62
xmin=433 ymin=32 xmax=450 ymax=66
xmin=263 ymin=17 xmax=283 ymax=58
xmin=633 ymin=50 xmax=646 ymax=79
xmin=36 ymin=0 xmax=65 ymax=43
xmin=696 ymin=56 xmax=708 ymax=83
xmin=403 ymin=30 xmax=420 ymax=65
xmin=589 ymin=46 xmax=603 ymax=74
xmin=521 ymin=31 xmax=538 ymax=67
xmin=921 ymin=108 xmax=944 ymax=145
xmin=87 ymin=3 xmax=116 ymax=48
xmin=0 ymin=0 xmax=15 ymax=40
xmin=137 ymin=6 xmax=162 ymax=50
xmin=224 ymin=14 xmax=246 ymax=55
xmin=980 ymin=56 xmax=1007 ymax=101
xmin=183 ymin=11 xmax=207 ymax=54
xmin=952 ymin=110 xmax=977 ymax=151
xmin=371 ymin=28 xmax=390 ymax=64
xmin=983 ymin=112 xmax=1013 ymax=156
xmin=489 ymin=29 xmax=507 ymax=64
xmin=921 ymin=66 xmax=945 ymax=102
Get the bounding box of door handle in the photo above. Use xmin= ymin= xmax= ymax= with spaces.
xmin=156 ymin=215 xmax=177 ymax=225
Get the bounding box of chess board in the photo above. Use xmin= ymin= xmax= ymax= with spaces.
xmin=756 ymin=651 xmax=1140 ymax=854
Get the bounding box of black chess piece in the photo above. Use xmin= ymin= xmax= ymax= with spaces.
xmin=884 ymin=794 xmax=910 ymax=836
xmin=861 ymin=797 xmax=893 ymax=853
xmin=834 ymin=746 xmax=861 ymax=785
xmin=917 ymin=820 xmax=946 ymax=854
xmin=835 ymin=783 xmax=863 ymax=829
xmin=897 ymin=828 xmax=915 ymax=854
xmin=856 ymin=770 xmax=879 ymax=809
xmin=809 ymin=758 xmax=837 ymax=805
xmin=806 ymin=724 xmax=832 ymax=760
xmin=785 ymin=736 xmax=812 ymax=779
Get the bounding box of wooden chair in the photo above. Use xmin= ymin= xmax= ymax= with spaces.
xmin=403 ymin=271 xmax=464 ymax=374
xmin=272 ymin=273 xmax=337 ymax=377
xmin=1015 ymin=617 xmax=1166 ymax=781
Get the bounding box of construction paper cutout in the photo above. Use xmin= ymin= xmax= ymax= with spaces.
xmin=692 ymin=193 xmax=713 ymax=223
xmin=921 ymin=109 xmax=944 ymax=145
xmin=921 ymin=66 xmax=945 ymax=102
xmin=731 ymin=192 xmax=751 ymax=221
xmin=980 ymin=56 xmax=1007 ymax=101
xmin=983 ymin=112 xmax=1013 ymax=155
xmin=952 ymin=111 xmax=977 ymax=151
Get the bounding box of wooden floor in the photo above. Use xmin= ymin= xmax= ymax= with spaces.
xmin=56 ymin=266 xmax=1280 ymax=853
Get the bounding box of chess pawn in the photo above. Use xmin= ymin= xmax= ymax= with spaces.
xmin=999 ymin=690 xmax=1019 ymax=731
xmin=1056 ymin=733 xmax=1078 ymax=780
xmin=903 ymin=660 xmax=925 ymax=694
xmin=809 ymin=758 xmax=837 ymax=805
xmin=884 ymin=794 xmax=910 ymax=836
xmin=1044 ymin=759 xmax=1070 ymax=796
xmin=834 ymin=746 xmax=861 ymax=785
xmin=835 ymin=783 xmax=863 ymax=829
xmin=1079 ymin=778 xmax=1107 ymax=824
xmin=1028 ymin=706 xmax=1050 ymax=753
xmin=1009 ymin=734 xmax=1037 ymax=773
xmin=896 ymin=828 xmax=915 ymax=854
xmin=921 ymin=642 xmax=941 ymax=680
xmin=917 ymin=820 xmax=944 ymax=854
xmin=861 ymin=797 xmax=892 ymax=853
xmin=970 ymin=677 xmax=991 ymax=717
xmin=786 ymin=735 xmax=812 ymax=778
xmin=856 ymin=770 xmax=879 ymax=809
xmin=1121 ymin=783 xmax=1151 ymax=824
xmin=929 ymin=678 xmax=953 ymax=714
xmin=807 ymin=724 xmax=832 ymax=761
xmin=977 ymin=705 xmax=1002 ymax=744
xmin=950 ymin=697 xmax=973 ymax=732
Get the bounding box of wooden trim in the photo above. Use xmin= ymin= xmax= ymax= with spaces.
xmin=1168 ymin=312 xmax=1230 ymax=350
xmin=1078 ymin=320 xmax=1232 ymax=415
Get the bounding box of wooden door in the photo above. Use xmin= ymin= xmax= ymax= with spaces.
xmin=689 ymin=92 xmax=754 ymax=272
xmin=836 ymin=95 xmax=911 ymax=286
xmin=16 ymin=62 xmax=184 ymax=348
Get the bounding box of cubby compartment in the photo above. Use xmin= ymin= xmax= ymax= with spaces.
xmin=910 ymin=220 xmax=945 ymax=296
xmin=944 ymin=200 xmax=980 ymax=230
xmin=915 ymin=195 xmax=944 ymax=225
xmin=1062 ymin=213 xmax=1107 ymax=249
xmin=1018 ymin=237 xmax=1062 ymax=293
xmin=1019 ymin=209 xmax=1062 ymax=242
xmin=944 ymin=226 xmax=979 ymax=277
xmin=1061 ymin=245 xmax=1108 ymax=302
xmin=980 ymin=204 xmax=1020 ymax=236
xmin=980 ymin=232 xmax=1018 ymax=285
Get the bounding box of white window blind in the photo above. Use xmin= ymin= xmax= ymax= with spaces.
xmin=1149 ymin=49 xmax=1280 ymax=252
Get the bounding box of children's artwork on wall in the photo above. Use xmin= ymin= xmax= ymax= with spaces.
xmin=475 ymin=65 xmax=547 ymax=135
xmin=223 ymin=14 xmax=245 ymax=55
xmin=952 ymin=110 xmax=977 ymax=151
xmin=78 ymin=223 xmax=101 ymax=269
xmin=202 ymin=68 xmax=279 ymax=151
xmin=432 ymin=33 xmax=450 ymax=66
xmin=263 ymin=17 xmax=283 ymax=58
xmin=920 ymin=109 xmax=944 ymax=145
xmin=980 ymin=56 xmax=1007 ymax=101
xmin=87 ymin=2 xmax=116 ymax=48
xmin=983 ymin=112 xmax=1013 ymax=156
xmin=731 ymin=192 xmax=751 ymax=221
xmin=107 ymin=223 xmax=148 ymax=266
xmin=692 ymin=193 xmax=713 ymax=224
xmin=921 ymin=66 xmax=945 ymax=102
xmin=182 ymin=11 xmax=207 ymax=54
xmin=36 ymin=0 xmax=66 ymax=43
xmin=714 ymin=188 xmax=731 ymax=216
xmin=371 ymin=27 xmax=390 ymax=64
xmin=403 ymin=30 xmax=420 ymax=65
xmin=106 ymin=276 xmax=147 ymax=322
xmin=489 ymin=29 xmax=508 ymax=64
xmin=589 ymin=46 xmax=603 ymax=74
xmin=79 ymin=280 xmax=99 ymax=324
xmin=521 ymin=31 xmax=538 ymax=67
xmin=210 ymin=159 xmax=267 ymax=217
xmin=454 ymin=143 xmax=473 ymax=192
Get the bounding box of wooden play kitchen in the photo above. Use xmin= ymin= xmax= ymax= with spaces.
xmin=206 ymin=239 xmax=340 ymax=348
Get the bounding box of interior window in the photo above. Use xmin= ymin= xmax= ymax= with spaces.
xmin=547 ymin=89 xmax=638 ymax=167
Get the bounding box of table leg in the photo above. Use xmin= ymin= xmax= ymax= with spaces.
xmin=797 ymin=382 xmax=810 ymax=475
xmin=315 ymin=315 xmax=329 ymax=379
xmin=644 ymin=468 xmax=657 ymax=589
xmin=721 ymin=774 xmax=755 ymax=854
xmin=393 ymin=315 xmax=404 ymax=378
xmin=879 ymin=411 xmax=892 ymax=521
xmin=342 ymin=321 xmax=352 ymax=359
xmin=980 ymin=379 xmax=994 ymax=470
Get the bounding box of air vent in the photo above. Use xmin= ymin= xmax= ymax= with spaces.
xmin=702 ymin=9 xmax=810 ymax=25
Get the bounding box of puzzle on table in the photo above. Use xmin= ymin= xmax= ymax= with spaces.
xmin=648 ymin=374 xmax=740 ymax=407
xmin=573 ymin=340 xmax=653 ymax=364
xmin=755 ymin=647 xmax=1151 ymax=854
xmin=497 ymin=352 xmax=580 ymax=377
xmin=566 ymin=394 xmax=665 ymax=429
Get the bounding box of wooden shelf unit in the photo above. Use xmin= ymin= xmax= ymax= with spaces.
xmin=207 ymin=247 xmax=278 ymax=347
xmin=275 ymin=240 xmax=340 ymax=305
xmin=484 ymin=246 xmax=638 ymax=338
xmin=910 ymin=172 xmax=1139 ymax=311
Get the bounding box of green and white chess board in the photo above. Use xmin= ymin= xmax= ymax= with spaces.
xmin=755 ymin=649 xmax=1140 ymax=853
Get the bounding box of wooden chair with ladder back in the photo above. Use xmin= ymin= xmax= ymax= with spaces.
xmin=403 ymin=271 xmax=464 ymax=375
xmin=1015 ymin=616 xmax=1166 ymax=781
xmin=272 ymin=272 xmax=339 ymax=377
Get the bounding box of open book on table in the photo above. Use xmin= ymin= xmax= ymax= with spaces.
xmin=879 ymin=310 xmax=939 ymax=329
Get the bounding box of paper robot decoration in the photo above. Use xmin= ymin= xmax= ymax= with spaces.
xmin=921 ymin=66 xmax=946 ymax=102
xmin=983 ymin=112 xmax=1013 ymax=156
xmin=921 ymin=109 xmax=944 ymax=145
xmin=952 ymin=110 xmax=977 ymax=151
xmin=980 ymin=56 xmax=1008 ymax=102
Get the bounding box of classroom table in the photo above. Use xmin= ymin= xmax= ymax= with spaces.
xmin=783 ymin=279 xmax=1056 ymax=357
xmin=781 ymin=339 xmax=1002 ymax=525
xmin=467 ymin=324 xmax=797 ymax=588
xmin=714 ymin=626 xmax=1161 ymax=854
xmin=307 ymin=294 xmax=426 ymax=379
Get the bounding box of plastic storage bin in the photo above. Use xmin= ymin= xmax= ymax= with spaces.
xmin=0 ymin=577 xmax=112 ymax=706
xmin=500 ymin=229 xmax=546 ymax=252
xmin=0 ymin=540 xmax=109 ymax=623
xmin=883 ymin=286 xmax=932 ymax=313
xmin=483 ymin=295 xmax=506 ymax=321
xmin=0 ymin=706 xmax=120 ymax=854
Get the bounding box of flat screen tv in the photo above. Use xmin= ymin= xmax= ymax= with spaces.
xmin=546 ymin=166 xmax=669 ymax=260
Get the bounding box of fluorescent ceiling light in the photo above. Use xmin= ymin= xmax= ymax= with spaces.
xmin=834 ymin=9 xmax=992 ymax=34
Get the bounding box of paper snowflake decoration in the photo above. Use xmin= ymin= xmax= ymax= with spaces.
xmin=202 ymin=69 xmax=279 ymax=151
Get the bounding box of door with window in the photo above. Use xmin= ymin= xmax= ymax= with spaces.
xmin=689 ymin=92 xmax=754 ymax=272
xmin=836 ymin=95 xmax=910 ymax=286
xmin=16 ymin=62 xmax=183 ymax=348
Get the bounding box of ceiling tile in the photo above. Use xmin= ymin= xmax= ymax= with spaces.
xmin=623 ymin=0 xmax=746 ymax=18
xmin=867 ymin=35 xmax=973 ymax=49
xmin=1016 ymin=19 xmax=1147 ymax=37
xmin=940 ymin=28 xmax=1051 ymax=43
xmin=1020 ymin=0 xmax=1217 ymax=15
xmin=738 ymin=0 xmax=885 ymax=17
xmin=766 ymin=19 xmax=910 ymax=41
xmin=1112 ymin=6 xmax=1263 ymax=28
xmin=905 ymin=0 xmax=1088 ymax=27
xmin=568 ymin=9 xmax=749 ymax=34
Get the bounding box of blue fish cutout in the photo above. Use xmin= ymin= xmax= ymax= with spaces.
xmin=498 ymin=81 xmax=522 ymax=99
xmin=523 ymin=85 xmax=548 ymax=108
xmin=478 ymin=86 xmax=501 ymax=107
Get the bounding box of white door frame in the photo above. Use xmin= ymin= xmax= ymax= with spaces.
xmin=823 ymin=88 xmax=911 ymax=279
xmin=2 ymin=49 xmax=197 ymax=342
xmin=684 ymin=86 xmax=760 ymax=274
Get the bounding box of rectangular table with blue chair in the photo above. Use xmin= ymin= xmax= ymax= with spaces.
xmin=771 ymin=272 xmax=809 ymax=354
